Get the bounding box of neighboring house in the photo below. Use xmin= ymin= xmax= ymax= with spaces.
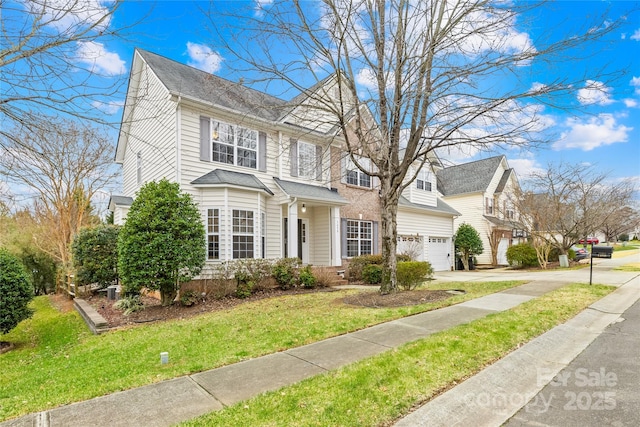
xmin=110 ymin=49 xmax=459 ymax=272
xmin=436 ymin=155 xmax=525 ymax=266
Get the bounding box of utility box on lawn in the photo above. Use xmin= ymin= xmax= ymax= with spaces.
xmin=591 ymin=246 xmax=613 ymax=259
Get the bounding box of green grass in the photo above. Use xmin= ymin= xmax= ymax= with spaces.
xmin=180 ymin=283 xmax=613 ymax=427
xmin=613 ymin=262 xmax=640 ymax=272
xmin=613 ymin=243 xmax=640 ymax=252
xmin=0 ymin=280 xmax=522 ymax=421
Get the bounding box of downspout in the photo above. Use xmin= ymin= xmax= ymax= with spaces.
xmin=278 ymin=131 xmax=283 ymax=180
xmin=175 ymin=96 xmax=182 ymax=184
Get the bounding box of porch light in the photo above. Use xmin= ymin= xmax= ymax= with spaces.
xmin=301 ymin=203 xmax=306 ymax=213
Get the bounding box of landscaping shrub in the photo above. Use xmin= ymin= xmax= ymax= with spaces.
xmin=113 ymin=295 xmax=144 ymax=316
xmin=568 ymin=248 xmax=577 ymax=261
xmin=0 ymin=249 xmax=34 ymax=335
xmin=619 ymin=233 xmax=629 ymax=242
xmin=230 ymin=258 xmax=273 ymax=292
xmin=397 ymin=261 xmax=433 ymax=291
xmin=362 ymin=264 xmax=383 ymax=284
xmin=396 ymin=253 xmax=412 ymax=262
xmin=272 ymin=258 xmax=301 ymax=290
xmin=454 ymin=223 xmax=483 ymax=271
xmin=311 ymin=267 xmax=338 ymax=287
xmin=117 ymin=179 xmax=206 ymax=305
xmin=179 ymin=290 xmax=200 ymax=306
xmin=506 ymin=243 xmax=539 ymax=268
xmin=348 ymin=254 xmax=383 ymax=281
xmin=299 ymin=265 xmax=316 ymax=289
xmin=72 ymin=225 xmax=120 ymax=289
xmin=548 ymin=247 xmax=560 ymax=262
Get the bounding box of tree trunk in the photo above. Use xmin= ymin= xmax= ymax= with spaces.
xmin=379 ymin=191 xmax=400 ymax=295
xmin=460 ymin=251 xmax=470 ymax=271
xmin=160 ymin=284 xmax=177 ymax=306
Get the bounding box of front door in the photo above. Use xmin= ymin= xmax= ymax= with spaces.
xmin=298 ymin=218 xmax=309 ymax=264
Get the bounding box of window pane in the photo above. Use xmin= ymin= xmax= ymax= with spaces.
xmin=360 ymin=240 xmax=372 ymax=255
xmin=359 ymin=174 xmax=370 ymax=188
xmin=237 ymin=128 xmax=257 ymax=149
xmin=347 ymin=240 xmax=359 ymax=257
xmin=298 ymin=142 xmax=316 ymax=178
xmin=213 ymin=142 xmax=234 ymax=164
xmin=212 ymin=121 xmax=234 ymax=144
xmin=360 ymin=222 xmax=372 ymax=239
xmin=237 ymin=149 xmax=257 ymax=168
xmin=233 ymin=236 xmax=254 ymax=259
xmin=208 ymin=235 xmax=219 ymax=259
xmin=346 ymin=170 xmax=358 ymax=185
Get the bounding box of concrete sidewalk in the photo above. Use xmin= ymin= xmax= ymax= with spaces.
xmin=3 ymin=252 xmax=638 ymax=427
xmin=394 ymin=252 xmax=640 ymax=427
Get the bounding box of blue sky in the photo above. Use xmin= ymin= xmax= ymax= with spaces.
xmin=10 ymin=1 xmax=640 ymax=199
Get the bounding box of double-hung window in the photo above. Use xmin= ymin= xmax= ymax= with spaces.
xmin=346 ymin=220 xmax=372 ymax=257
xmin=298 ymin=141 xmax=317 ymax=178
xmin=207 ymin=209 xmax=220 ymax=260
xmin=416 ymin=169 xmax=432 ymax=191
xmin=211 ymin=120 xmax=257 ymax=169
xmin=486 ymin=197 xmax=494 ymax=215
xmin=232 ymin=209 xmax=254 ymax=258
xmin=345 ymin=156 xmax=371 ymax=188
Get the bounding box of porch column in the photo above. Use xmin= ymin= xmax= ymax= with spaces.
xmin=288 ymin=201 xmax=298 ymax=259
xmin=330 ymin=206 xmax=341 ymax=266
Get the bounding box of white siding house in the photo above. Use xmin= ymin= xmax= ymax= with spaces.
xmin=436 ymin=155 xmax=525 ymax=266
xmin=111 ymin=49 xmax=459 ymax=272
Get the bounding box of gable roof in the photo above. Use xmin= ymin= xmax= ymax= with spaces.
xmin=191 ymin=169 xmax=274 ymax=195
xmin=274 ymin=178 xmax=348 ymax=205
xmin=436 ymin=155 xmax=505 ymax=196
xmin=136 ymin=49 xmax=288 ymax=122
xmin=398 ymin=196 xmax=460 ymax=217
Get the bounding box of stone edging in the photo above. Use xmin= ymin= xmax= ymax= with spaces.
xmin=74 ymin=298 xmax=110 ymax=334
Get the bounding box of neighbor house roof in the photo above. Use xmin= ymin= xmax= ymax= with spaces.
xmin=398 ymin=196 xmax=460 ymax=217
xmin=108 ymin=195 xmax=133 ymax=212
xmin=436 ymin=155 xmax=505 ymax=196
xmin=191 ymin=169 xmax=274 ymax=195
xmin=136 ymin=49 xmax=289 ymax=122
xmin=274 ymin=178 xmax=348 ymax=205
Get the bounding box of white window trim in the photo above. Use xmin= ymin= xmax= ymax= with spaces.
xmin=297 ymin=141 xmax=316 ymax=178
xmin=346 ymin=219 xmax=373 ymax=257
xmin=345 ymin=156 xmax=371 ymax=188
xmin=416 ymin=169 xmax=432 ymax=192
xmin=211 ymin=119 xmax=258 ymax=169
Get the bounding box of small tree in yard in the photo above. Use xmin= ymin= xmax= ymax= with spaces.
xmin=0 ymin=249 xmax=34 ymax=337
xmin=455 ymin=224 xmax=484 ymax=271
xmin=117 ymin=179 xmax=206 ymax=306
xmin=72 ymin=225 xmax=120 ymax=290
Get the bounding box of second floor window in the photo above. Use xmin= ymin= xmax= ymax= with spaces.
xmin=345 ymin=156 xmax=371 ymax=188
xmin=298 ymin=141 xmax=317 ymax=178
xmin=486 ymin=197 xmax=494 ymax=215
xmin=416 ymin=169 xmax=432 ymax=191
xmin=211 ymin=120 xmax=257 ymax=169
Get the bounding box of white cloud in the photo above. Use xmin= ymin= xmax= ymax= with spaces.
xmin=631 ymin=29 xmax=640 ymax=41
xmin=254 ymin=0 xmax=273 ymax=17
xmin=186 ymin=42 xmax=223 ymax=73
xmin=631 ymin=76 xmax=640 ymax=95
xmin=76 ymin=41 xmax=126 ymax=75
xmin=577 ymin=80 xmax=614 ymax=106
xmin=624 ymin=99 xmax=638 ymax=108
xmin=28 ymin=0 xmax=112 ymax=33
xmin=508 ymin=158 xmax=545 ymax=180
xmin=355 ymin=68 xmax=377 ymax=90
xmin=91 ymin=100 xmax=124 ymax=114
xmin=554 ymin=114 xmax=632 ymax=151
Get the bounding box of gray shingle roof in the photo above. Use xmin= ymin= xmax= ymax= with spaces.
xmin=137 ymin=49 xmax=288 ymax=122
xmin=494 ymin=169 xmax=513 ymax=193
xmin=109 ymin=195 xmax=133 ymax=206
xmin=436 ymin=155 xmax=505 ymax=196
xmin=398 ymin=196 xmax=460 ymax=216
xmin=191 ymin=169 xmax=274 ymax=195
xmin=274 ymin=178 xmax=348 ymax=205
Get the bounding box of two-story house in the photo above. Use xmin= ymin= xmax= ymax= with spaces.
xmin=110 ymin=49 xmax=459 ymax=272
xmin=436 ymin=155 xmax=525 ymax=266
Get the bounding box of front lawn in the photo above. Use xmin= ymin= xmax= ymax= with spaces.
xmin=0 ymin=280 xmax=522 ymax=421
xmin=181 ymin=283 xmax=613 ymax=427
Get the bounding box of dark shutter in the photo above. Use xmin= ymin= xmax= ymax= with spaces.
xmin=289 ymin=139 xmax=298 ymax=177
xmin=258 ymin=131 xmax=267 ymax=172
xmin=373 ymin=221 xmax=379 ymax=254
xmin=315 ymin=145 xmax=323 ymax=181
xmin=341 ymin=218 xmax=347 ymax=258
xmin=200 ymin=116 xmax=210 ymax=161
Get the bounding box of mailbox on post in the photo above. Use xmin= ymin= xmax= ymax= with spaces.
xmin=591 ymin=246 xmax=613 ymax=259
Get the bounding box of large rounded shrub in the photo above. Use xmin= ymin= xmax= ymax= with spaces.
xmin=118 ymin=179 xmax=206 ymax=306
xmin=0 ymin=249 xmax=34 ymax=335
xmin=72 ymin=225 xmax=120 ymax=289
xmin=506 ymin=243 xmax=539 ymax=268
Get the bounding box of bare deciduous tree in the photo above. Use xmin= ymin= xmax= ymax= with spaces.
xmin=515 ymin=162 xmax=636 ymax=267
xmin=1 ymin=0 xmax=143 ymax=146
xmin=205 ymin=0 xmax=626 ymax=292
xmin=0 ymin=119 xmax=117 ymax=280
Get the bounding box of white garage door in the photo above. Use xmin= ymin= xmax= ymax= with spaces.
xmin=427 ymin=237 xmax=451 ymax=271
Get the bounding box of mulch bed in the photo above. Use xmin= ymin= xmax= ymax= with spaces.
xmin=52 ymin=286 xmax=454 ymax=330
